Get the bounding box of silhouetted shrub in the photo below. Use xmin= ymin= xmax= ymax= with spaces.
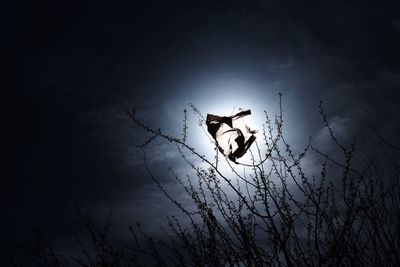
xmin=11 ymin=95 xmax=399 ymax=266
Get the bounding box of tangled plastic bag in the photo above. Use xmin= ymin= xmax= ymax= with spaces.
xmin=206 ymin=109 xmax=256 ymax=163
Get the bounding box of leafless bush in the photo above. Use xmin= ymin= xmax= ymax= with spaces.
xmin=125 ymin=94 xmax=400 ymax=266
xmin=11 ymin=95 xmax=399 ymax=266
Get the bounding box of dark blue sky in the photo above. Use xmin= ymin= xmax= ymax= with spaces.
xmin=6 ymin=0 xmax=400 ymax=264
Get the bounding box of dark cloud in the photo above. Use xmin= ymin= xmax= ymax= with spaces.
xmin=6 ymin=0 xmax=400 ymax=264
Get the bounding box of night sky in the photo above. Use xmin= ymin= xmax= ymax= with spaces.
xmin=7 ymin=0 xmax=400 ymax=264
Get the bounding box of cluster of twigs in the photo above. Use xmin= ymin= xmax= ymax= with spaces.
xmin=18 ymin=205 xmax=130 ymax=267
xmin=7 ymin=95 xmax=399 ymax=266
xmin=125 ymin=95 xmax=400 ymax=266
